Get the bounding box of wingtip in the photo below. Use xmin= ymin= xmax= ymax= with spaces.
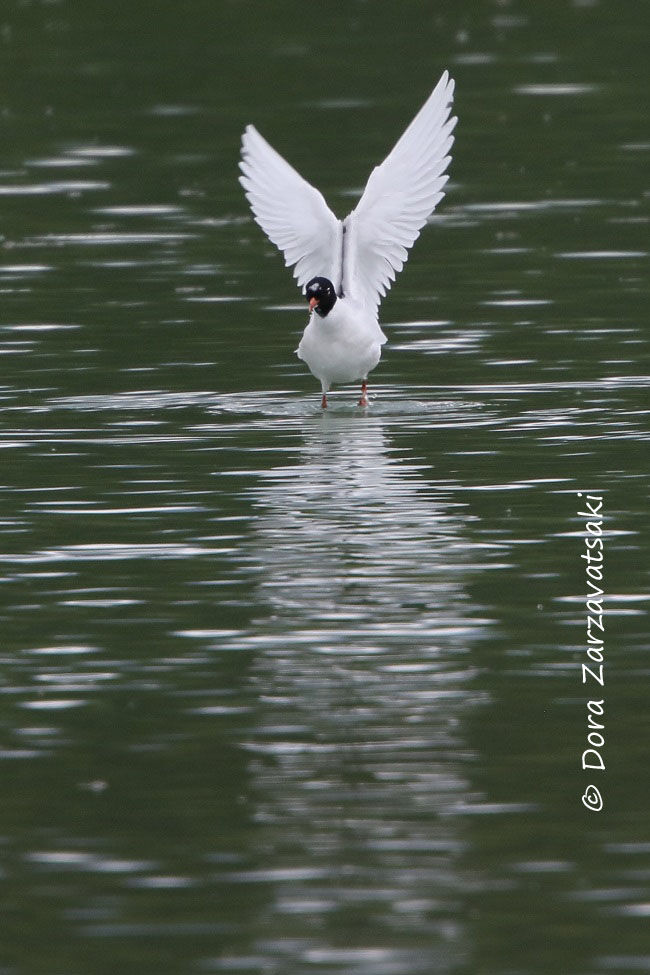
xmin=438 ymin=70 xmax=455 ymax=102
xmin=240 ymin=123 xmax=259 ymax=150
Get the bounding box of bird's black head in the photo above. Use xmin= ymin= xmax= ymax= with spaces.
xmin=305 ymin=277 xmax=337 ymax=318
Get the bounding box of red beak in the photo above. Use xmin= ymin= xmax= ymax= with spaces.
xmin=309 ymin=297 xmax=318 ymax=310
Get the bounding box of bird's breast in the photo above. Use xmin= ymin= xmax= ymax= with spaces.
xmin=296 ymin=300 xmax=385 ymax=383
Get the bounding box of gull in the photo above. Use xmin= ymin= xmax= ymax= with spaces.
xmin=239 ymin=71 xmax=456 ymax=407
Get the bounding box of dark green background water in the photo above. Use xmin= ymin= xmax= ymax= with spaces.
xmin=0 ymin=1 xmax=648 ymax=973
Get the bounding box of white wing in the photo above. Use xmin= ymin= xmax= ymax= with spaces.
xmin=343 ymin=71 xmax=456 ymax=309
xmin=239 ymin=125 xmax=343 ymax=292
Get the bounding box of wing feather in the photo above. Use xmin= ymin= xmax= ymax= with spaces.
xmin=344 ymin=71 xmax=457 ymax=308
xmin=239 ymin=125 xmax=342 ymax=292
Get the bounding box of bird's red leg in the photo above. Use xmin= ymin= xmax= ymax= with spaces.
xmin=358 ymin=380 xmax=368 ymax=407
xmin=321 ymin=392 xmax=328 ymax=409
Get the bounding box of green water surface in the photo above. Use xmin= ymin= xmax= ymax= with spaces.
xmin=0 ymin=2 xmax=648 ymax=974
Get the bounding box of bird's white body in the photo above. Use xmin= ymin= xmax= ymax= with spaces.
xmin=297 ymin=296 xmax=387 ymax=392
xmin=239 ymin=71 xmax=456 ymax=405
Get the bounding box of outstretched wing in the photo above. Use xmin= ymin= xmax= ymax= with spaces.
xmin=343 ymin=71 xmax=456 ymax=309
xmin=239 ymin=125 xmax=343 ymax=293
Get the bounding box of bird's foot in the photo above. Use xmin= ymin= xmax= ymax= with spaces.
xmin=321 ymin=393 xmax=328 ymax=409
xmin=358 ymin=381 xmax=369 ymax=408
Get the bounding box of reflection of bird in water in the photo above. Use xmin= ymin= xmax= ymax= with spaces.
xmin=248 ymin=413 xmax=475 ymax=637
xmin=238 ymin=415 xmax=485 ymax=973
xmin=239 ymin=72 xmax=456 ymax=407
